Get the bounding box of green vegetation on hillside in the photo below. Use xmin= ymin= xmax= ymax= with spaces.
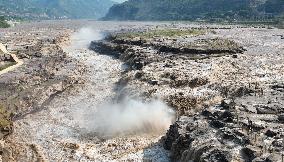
xmin=0 ymin=16 xmax=10 ymax=28
xmin=0 ymin=0 xmax=116 ymax=20
xmin=103 ymin=0 xmax=284 ymax=21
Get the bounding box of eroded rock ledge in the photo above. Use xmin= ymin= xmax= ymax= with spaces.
xmin=91 ymin=29 xmax=245 ymax=70
xmin=163 ymin=85 xmax=284 ymax=162
xmin=90 ymin=27 xmax=284 ymax=162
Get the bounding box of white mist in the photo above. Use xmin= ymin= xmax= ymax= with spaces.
xmin=75 ymin=97 xmax=175 ymax=137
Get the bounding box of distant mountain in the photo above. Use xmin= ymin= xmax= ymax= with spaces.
xmin=103 ymin=0 xmax=284 ymax=21
xmin=0 ymin=0 xmax=116 ymax=19
xmin=259 ymin=0 xmax=284 ymax=15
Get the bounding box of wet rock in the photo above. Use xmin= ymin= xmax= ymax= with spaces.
xmin=271 ymin=139 xmax=283 ymax=148
xmin=241 ymin=145 xmax=261 ymax=162
xmin=159 ymin=45 xmax=181 ymax=53
xmin=163 ymin=117 xmax=190 ymax=150
xmin=232 ymin=54 xmax=238 ymax=58
xmin=170 ymin=133 xmax=193 ymax=161
xmin=265 ymin=129 xmax=277 ymax=137
xmin=200 ymin=149 xmax=232 ymax=162
xmin=242 ymin=104 xmax=257 ymax=113
xmin=278 ymin=114 xmax=284 ymax=123
xmin=255 ymin=104 xmax=278 ymax=114
xmin=217 ymin=127 xmax=249 ymax=145
xmin=209 ymin=120 xmax=225 ymax=128
xmin=201 ymin=109 xmax=213 ymax=118
xmin=148 ymin=80 xmax=158 ymax=85
xmin=271 ymin=83 xmax=284 ymax=91
xmin=221 ymin=99 xmax=235 ymax=110
xmin=183 ymin=144 xmax=214 ymax=162
xmin=0 ymin=54 xmax=12 ymax=61
xmin=264 ymin=155 xmax=279 ymax=162
xmin=90 ymin=41 xmax=125 ymax=58
xmin=232 ymin=86 xmax=255 ymax=97
xmin=34 ymin=52 xmax=42 ymax=57
xmin=163 ymin=113 xmax=235 ymax=162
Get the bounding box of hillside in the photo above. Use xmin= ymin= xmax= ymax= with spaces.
xmin=0 ymin=16 xmax=10 ymax=28
xmin=0 ymin=0 xmax=116 ymax=19
xmin=103 ymin=0 xmax=284 ymax=21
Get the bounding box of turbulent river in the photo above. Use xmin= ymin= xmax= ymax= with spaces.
xmin=7 ymin=27 xmax=171 ymax=162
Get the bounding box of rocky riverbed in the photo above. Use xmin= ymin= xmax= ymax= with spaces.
xmin=91 ymin=24 xmax=284 ymax=161
xmin=0 ymin=21 xmax=174 ymax=162
xmin=0 ymin=21 xmax=283 ymax=161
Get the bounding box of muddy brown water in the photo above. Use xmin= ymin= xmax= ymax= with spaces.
xmin=6 ymin=25 xmax=172 ymax=162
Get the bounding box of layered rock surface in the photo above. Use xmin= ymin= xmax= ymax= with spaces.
xmin=90 ymin=25 xmax=284 ymax=161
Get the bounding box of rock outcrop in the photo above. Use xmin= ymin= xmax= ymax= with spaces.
xmin=163 ymin=83 xmax=284 ymax=161
xmin=90 ymin=25 xmax=284 ymax=162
